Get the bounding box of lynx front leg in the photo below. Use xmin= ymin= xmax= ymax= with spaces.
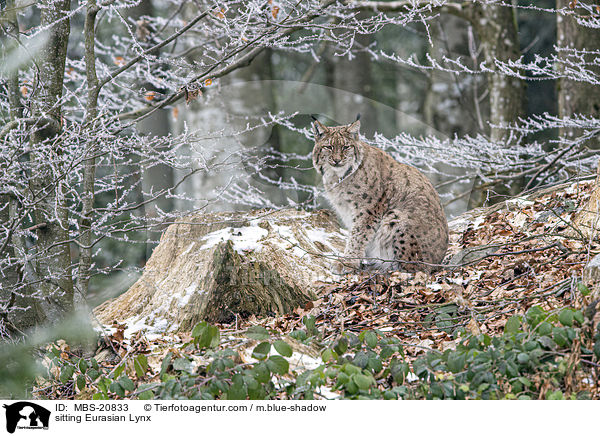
xmin=335 ymin=215 xmax=379 ymax=274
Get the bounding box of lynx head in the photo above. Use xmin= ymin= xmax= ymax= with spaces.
xmin=312 ymin=116 xmax=363 ymax=177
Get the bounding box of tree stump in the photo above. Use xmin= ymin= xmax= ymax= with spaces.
xmin=572 ymin=162 xmax=600 ymax=239
xmin=94 ymin=209 xmax=345 ymax=333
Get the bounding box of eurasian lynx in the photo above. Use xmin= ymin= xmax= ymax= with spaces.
xmin=312 ymin=117 xmax=448 ymax=273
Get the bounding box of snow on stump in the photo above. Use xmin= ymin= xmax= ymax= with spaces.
xmin=94 ymin=209 xmax=345 ymax=333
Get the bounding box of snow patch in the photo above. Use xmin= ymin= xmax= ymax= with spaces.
xmin=426 ymin=283 xmax=444 ymax=291
xmin=471 ymin=215 xmax=485 ymax=230
xmin=200 ymin=225 xmax=268 ymax=253
xmin=306 ymin=228 xmax=338 ymax=252
xmin=406 ymin=372 xmax=419 ymax=383
xmin=176 ymin=283 xmax=198 ymax=307
xmin=506 ymin=197 xmax=534 ymax=208
xmin=180 ymin=242 xmax=196 ymax=257
xmin=510 ymin=211 xmax=528 ymax=229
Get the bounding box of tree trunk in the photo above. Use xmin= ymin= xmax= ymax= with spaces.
xmin=127 ymin=0 xmax=175 ymax=260
xmin=470 ymin=3 xmax=526 ymax=143
xmin=466 ymin=2 xmax=527 ymax=208
xmin=173 ymin=47 xmax=282 ymax=211
xmin=423 ymin=16 xmax=484 ymax=138
xmin=29 ymin=0 xmax=74 ymax=324
xmin=556 ymin=0 xmax=600 ymax=147
xmin=0 ymin=0 xmax=45 ymax=335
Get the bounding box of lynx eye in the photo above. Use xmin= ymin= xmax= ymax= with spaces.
xmin=323 ymin=145 xmax=333 ymax=150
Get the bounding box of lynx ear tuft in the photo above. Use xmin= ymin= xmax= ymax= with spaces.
xmin=356 ymin=113 xmax=361 ymax=121
xmin=347 ymin=118 xmax=360 ymax=137
xmin=311 ymin=116 xmax=328 ymax=138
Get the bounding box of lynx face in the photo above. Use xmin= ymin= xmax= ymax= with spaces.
xmin=312 ymin=119 xmax=362 ymax=175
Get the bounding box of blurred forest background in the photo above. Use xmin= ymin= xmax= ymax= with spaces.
xmin=1 ymin=0 xmax=600 ymax=362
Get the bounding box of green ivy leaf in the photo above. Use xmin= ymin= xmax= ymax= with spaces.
xmin=367 ymin=356 xmax=383 ymax=373
xmin=134 ymin=354 xmax=148 ymax=377
xmin=546 ymin=390 xmax=564 ymax=400
xmin=577 ymin=282 xmax=591 ymax=296
xmin=447 ymin=351 xmax=466 ymax=373
xmin=537 ymin=321 xmax=552 ymax=336
xmin=159 ymin=352 xmax=172 ymax=379
xmin=192 ymin=322 xmax=220 ymax=349
xmin=138 ymin=390 xmax=154 ymax=400
xmin=118 ymin=375 xmax=135 ymax=392
xmin=344 ymin=380 xmax=359 ymax=395
xmin=352 ymin=351 xmax=369 ymax=369
xmin=524 ymin=341 xmax=538 ymax=352
xmin=379 ymin=345 xmax=396 ymax=360
xmin=302 ymin=316 xmax=316 ymax=332
xmin=109 ymin=381 xmax=125 ymax=397
xmin=352 ymin=373 xmax=373 ymax=390
xmin=245 ymin=326 xmax=271 ymax=341
xmin=559 ymin=309 xmax=574 ymax=327
xmin=76 ymin=375 xmax=86 ymax=391
xmin=253 ymin=362 xmax=271 ymax=384
xmin=173 ymin=357 xmax=194 ymax=373
xmin=504 ymin=315 xmax=521 ymax=335
xmin=390 ymin=362 xmax=409 ymax=384
xmin=553 ymin=327 xmax=568 ymax=347
xmin=267 ymin=355 xmax=289 ymax=375
xmin=321 ymin=348 xmax=336 ymax=362
xmin=252 ymin=342 xmax=271 ymax=360
xmin=227 ymin=381 xmax=247 ymax=400
xmin=112 ymin=363 xmax=125 ymax=378
xmin=59 ymin=365 xmax=74 ymax=384
xmin=518 ymin=377 xmax=532 ymax=388
xmin=517 ymin=352 xmax=529 ymax=364
xmin=336 ymin=372 xmax=350 ymax=387
xmin=343 ymin=363 xmax=361 ymax=376
xmin=78 ymin=358 xmax=89 ymax=373
xmin=273 ymin=340 xmax=293 ymax=357
xmin=97 ymin=377 xmax=110 ymax=394
xmin=525 ymin=306 xmax=546 ymax=328
xmin=363 ymin=330 xmax=378 ymax=348
xmin=333 ymin=338 xmax=348 ymax=355
xmin=290 ymin=330 xmax=307 ymax=341
xmin=191 ymin=321 xmax=207 ymax=338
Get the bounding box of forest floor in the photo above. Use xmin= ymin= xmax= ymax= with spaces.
xmin=37 ymin=178 xmax=600 ymax=400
